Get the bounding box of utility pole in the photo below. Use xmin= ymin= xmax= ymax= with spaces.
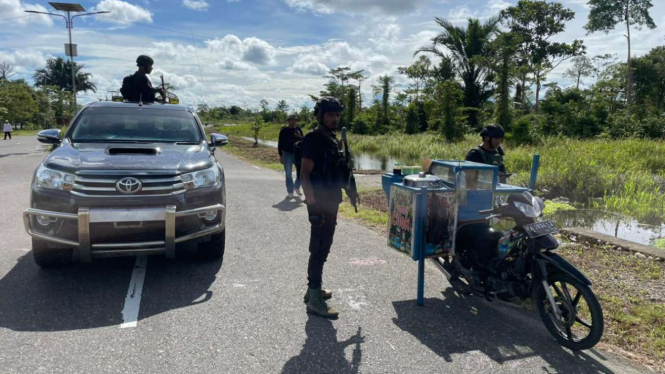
xmin=26 ymin=3 xmax=109 ymax=114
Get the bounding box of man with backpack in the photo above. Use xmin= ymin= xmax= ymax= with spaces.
xmin=120 ymin=55 xmax=165 ymax=103
xmin=465 ymin=124 xmax=509 ymax=183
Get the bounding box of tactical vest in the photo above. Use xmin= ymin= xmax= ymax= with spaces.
xmin=310 ymin=129 xmax=348 ymax=189
xmin=475 ymin=146 xmax=505 ymax=172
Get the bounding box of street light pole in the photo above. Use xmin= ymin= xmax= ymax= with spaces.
xmin=66 ymin=11 xmax=76 ymax=111
xmin=26 ymin=4 xmax=109 ymax=114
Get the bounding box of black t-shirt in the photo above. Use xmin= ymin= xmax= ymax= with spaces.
xmin=278 ymin=126 xmax=303 ymax=155
xmin=301 ymin=129 xmax=343 ymax=206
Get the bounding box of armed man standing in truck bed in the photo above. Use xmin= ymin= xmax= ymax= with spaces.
xmin=299 ymin=97 xmax=349 ymax=319
xmin=121 ymin=55 xmax=165 ymax=103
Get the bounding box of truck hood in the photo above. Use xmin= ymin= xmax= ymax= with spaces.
xmin=43 ymin=141 xmax=214 ymax=174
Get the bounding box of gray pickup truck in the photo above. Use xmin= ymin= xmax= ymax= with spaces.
xmin=23 ymin=101 xmax=228 ymax=267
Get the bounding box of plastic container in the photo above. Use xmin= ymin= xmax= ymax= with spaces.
xmin=393 ymin=162 xmax=402 ymax=175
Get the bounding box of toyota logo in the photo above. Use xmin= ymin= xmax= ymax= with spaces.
xmin=116 ymin=177 xmax=142 ymax=194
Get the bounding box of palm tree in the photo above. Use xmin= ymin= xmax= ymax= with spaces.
xmin=416 ymin=17 xmax=500 ymax=130
xmin=33 ymin=57 xmax=96 ymax=93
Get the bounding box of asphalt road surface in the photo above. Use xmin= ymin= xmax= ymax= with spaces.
xmin=0 ymin=136 xmax=648 ymax=373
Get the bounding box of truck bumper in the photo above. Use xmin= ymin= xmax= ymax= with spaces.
xmin=23 ymin=204 xmax=225 ymax=261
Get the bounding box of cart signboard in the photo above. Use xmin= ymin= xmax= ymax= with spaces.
xmin=424 ymin=191 xmax=457 ymax=257
xmin=388 ymin=186 xmax=416 ymax=257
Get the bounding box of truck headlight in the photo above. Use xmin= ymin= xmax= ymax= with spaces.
xmin=35 ymin=165 xmax=75 ymax=191
xmin=181 ymin=166 xmax=220 ymax=190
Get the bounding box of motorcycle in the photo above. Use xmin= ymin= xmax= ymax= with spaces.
xmin=436 ymin=191 xmax=604 ymax=350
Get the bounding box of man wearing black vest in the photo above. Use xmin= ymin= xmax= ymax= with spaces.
xmin=299 ymin=97 xmax=347 ymax=319
xmin=466 ymin=124 xmax=509 ymax=183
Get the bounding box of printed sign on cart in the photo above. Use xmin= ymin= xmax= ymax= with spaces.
xmin=388 ymin=186 xmax=416 ymax=257
xmin=424 ymin=191 xmax=457 ymax=257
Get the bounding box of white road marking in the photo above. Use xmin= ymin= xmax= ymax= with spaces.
xmin=251 ymin=165 xmax=260 ymax=169
xmin=120 ymin=255 xmax=148 ymax=328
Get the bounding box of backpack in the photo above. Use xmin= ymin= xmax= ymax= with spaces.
xmin=120 ymin=74 xmax=135 ymax=101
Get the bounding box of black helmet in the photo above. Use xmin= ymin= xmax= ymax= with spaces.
xmin=480 ymin=124 xmax=505 ymax=139
xmin=136 ymin=55 xmax=154 ymax=67
xmin=314 ymin=96 xmax=344 ymax=116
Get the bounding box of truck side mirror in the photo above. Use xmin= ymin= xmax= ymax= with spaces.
xmin=210 ymin=133 xmax=228 ymax=147
xmin=37 ymin=129 xmax=61 ymax=145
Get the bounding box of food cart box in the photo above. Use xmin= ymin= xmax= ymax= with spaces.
xmin=387 ymin=183 xmax=456 ymax=260
xmin=429 ymin=161 xmax=496 ymax=222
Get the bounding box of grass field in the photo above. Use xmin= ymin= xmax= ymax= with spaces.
xmin=217 ymin=123 xmax=665 ymax=223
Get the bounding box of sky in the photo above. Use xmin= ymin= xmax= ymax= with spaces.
xmin=1 ymin=0 xmax=664 ymax=110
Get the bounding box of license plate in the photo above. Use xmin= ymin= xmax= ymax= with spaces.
xmin=524 ymin=220 xmax=558 ymax=238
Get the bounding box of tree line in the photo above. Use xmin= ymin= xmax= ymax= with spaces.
xmin=203 ymin=0 xmax=663 ymax=143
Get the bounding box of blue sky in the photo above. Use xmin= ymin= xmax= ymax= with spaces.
xmin=1 ymin=0 xmax=664 ymax=109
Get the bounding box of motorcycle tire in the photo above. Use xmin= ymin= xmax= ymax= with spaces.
xmin=535 ymin=272 xmax=604 ymax=351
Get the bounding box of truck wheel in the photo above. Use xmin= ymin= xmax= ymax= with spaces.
xmin=198 ymin=230 xmax=225 ymax=260
xmin=32 ymin=238 xmax=73 ymax=268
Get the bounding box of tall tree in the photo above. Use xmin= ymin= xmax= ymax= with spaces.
xmin=564 ymin=56 xmax=596 ymax=89
xmin=501 ymin=0 xmax=584 ymax=112
xmin=346 ymin=88 xmax=358 ymax=128
xmin=276 ymin=100 xmax=289 ymax=113
xmin=33 ymin=57 xmax=97 ymax=93
xmin=487 ymin=32 xmax=521 ymax=131
xmin=416 ymin=17 xmax=500 ymax=129
xmin=397 ymin=55 xmax=432 ymax=102
xmin=378 ymin=75 xmax=394 ymax=127
xmin=0 ymin=62 xmax=14 ymax=81
xmin=348 ymin=70 xmax=366 ymax=111
xmin=585 ymin=0 xmax=657 ymax=107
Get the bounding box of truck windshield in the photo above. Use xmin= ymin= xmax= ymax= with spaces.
xmin=70 ymin=107 xmax=202 ymax=143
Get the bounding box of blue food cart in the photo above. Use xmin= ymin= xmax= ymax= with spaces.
xmin=381 ymin=157 xmax=539 ymax=305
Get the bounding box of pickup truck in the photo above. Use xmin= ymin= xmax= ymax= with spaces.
xmin=23 ymin=101 xmax=228 ymax=267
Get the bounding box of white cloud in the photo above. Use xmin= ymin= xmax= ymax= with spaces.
xmin=0 ymin=0 xmax=53 ymax=26
xmin=0 ymin=49 xmax=49 ymax=74
xmin=213 ymin=58 xmax=252 ymax=71
xmin=93 ymin=0 xmax=153 ymax=24
xmin=288 ymin=57 xmax=329 ymax=75
xmin=206 ymin=35 xmax=277 ymax=65
xmin=183 ymin=0 xmax=209 ymax=11
xmin=284 ymin=0 xmax=430 ymax=15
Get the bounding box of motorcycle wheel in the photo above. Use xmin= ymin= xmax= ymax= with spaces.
xmin=535 ymin=273 xmax=604 ymax=351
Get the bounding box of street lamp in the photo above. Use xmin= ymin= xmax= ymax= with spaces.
xmin=26 ymin=3 xmax=109 ymax=113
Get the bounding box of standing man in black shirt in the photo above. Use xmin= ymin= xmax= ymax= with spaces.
xmin=465 ymin=124 xmax=509 ymax=183
xmin=300 ymin=97 xmax=346 ymax=319
xmin=278 ymin=114 xmax=304 ymax=199
xmin=120 ymin=55 xmax=165 ymax=103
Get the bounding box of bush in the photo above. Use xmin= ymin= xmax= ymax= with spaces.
xmin=353 ymin=119 xmax=368 ymax=135
xmin=512 ymin=116 xmax=536 ymax=145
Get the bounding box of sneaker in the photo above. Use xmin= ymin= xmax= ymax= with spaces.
xmin=295 ymin=188 xmax=302 ymax=196
xmin=287 ymin=193 xmax=294 ymax=199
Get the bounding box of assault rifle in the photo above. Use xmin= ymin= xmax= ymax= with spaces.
xmin=340 ymin=127 xmax=360 ymax=213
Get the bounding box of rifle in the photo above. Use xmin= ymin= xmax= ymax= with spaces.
xmin=341 ymin=127 xmax=360 ymax=213
xmin=160 ymin=74 xmax=166 ymax=104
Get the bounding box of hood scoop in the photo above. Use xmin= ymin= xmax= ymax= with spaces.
xmin=107 ymin=147 xmax=161 ymax=156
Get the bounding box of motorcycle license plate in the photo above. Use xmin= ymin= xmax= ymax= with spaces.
xmin=524 ymin=220 xmax=558 ymax=238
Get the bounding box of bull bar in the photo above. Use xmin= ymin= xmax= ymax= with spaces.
xmin=23 ymin=204 xmax=225 ymax=261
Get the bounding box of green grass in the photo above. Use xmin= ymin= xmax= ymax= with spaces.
xmin=216 ymin=122 xmax=284 ymax=142
xmin=542 ymin=201 xmax=576 ymax=216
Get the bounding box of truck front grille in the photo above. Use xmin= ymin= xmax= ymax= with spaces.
xmin=72 ymin=174 xmax=186 ymax=197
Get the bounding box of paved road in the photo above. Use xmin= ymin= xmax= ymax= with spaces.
xmin=0 ymin=136 xmax=647 ymax=373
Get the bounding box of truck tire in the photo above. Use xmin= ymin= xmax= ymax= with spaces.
xmin=32 ymin=238 xmax=73 ymax=268
xmin=198 ymin=230 xmax=225 ymax=260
